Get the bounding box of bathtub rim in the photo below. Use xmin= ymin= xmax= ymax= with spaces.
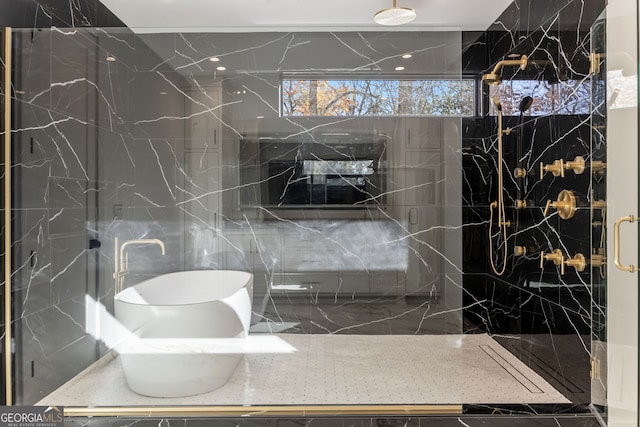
xmin=114 ymin=269 xmax=253 ymax=307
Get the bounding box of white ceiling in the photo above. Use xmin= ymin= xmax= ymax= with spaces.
xmin=99 ymin=0 xmax=514 ymax=33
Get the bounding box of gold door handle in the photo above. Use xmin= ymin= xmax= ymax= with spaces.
xmin=614 ymin=214 xmax=638 ymax=272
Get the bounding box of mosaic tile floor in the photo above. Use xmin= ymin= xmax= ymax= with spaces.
xmin=38 ymin=334 xmax=569 ymax=406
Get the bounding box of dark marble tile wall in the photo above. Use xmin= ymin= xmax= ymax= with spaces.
xmin=3 ymin=11 xmax=125 ymax=405
xmin=63 ymin=415 xmax=603 ymax=427
xmin=9 ymin=21 xmax=187 ymax=403
xmin=0 ymin=0 xmax=125 ymax=28
xmin=461 ymin=0 xmax=606 ymax=405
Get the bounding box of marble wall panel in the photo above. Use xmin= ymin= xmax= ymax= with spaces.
xmin=3 ymin=0 xmax=611 ymax=417
xmin=17 ymin=297 xmax=96 ymax=404
xmin=13 ymin=29 xmax=52 ymax=110
xmin=461 ymin=0 xmax=607 ymax=408
xmin=62 ymin=415 xmax=602 ymax=427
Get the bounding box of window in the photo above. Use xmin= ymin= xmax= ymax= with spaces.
xmin=281 ymin=78 xmax=475 ymax=117
xmin=488 ymin=79 xmax=591 ymax=116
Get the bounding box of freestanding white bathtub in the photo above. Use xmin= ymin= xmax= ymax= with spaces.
xmin=114 ymin=270 xmax=253 ymax=397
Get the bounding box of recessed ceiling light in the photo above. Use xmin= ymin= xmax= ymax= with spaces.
xmin=402 ymin=54 xmax=413 ymax=59
xmin=209 ymin=57 xmax=220 ymax=62
xmin=106 ymin=55 xmax=116 ymax=62
xmin=216 ymin=66 xmax=226 ymax=71
xmin=374 ymin=0 xmax=416 ymax=26
xmin=395 ymin=66 xmax=405 ymax=71
xmin=256 ymin=116 xmax=264 ymax=119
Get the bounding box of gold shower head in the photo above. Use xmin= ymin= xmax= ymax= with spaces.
xmin=482 ymin=73 xmax=502 ymax=85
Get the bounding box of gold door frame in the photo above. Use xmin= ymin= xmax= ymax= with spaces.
xmin=3 ymin=26 xmax=12 ymax=407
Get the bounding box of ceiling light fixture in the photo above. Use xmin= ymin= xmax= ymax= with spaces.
xmin=209 ymin=57 xmax=220 ymax=62
xmin=216 ymin=66 xmax=226 ymax=71
xmin=395 ymin=66 xmax=405 ymax=71
xmin=374 ymin=0 xmax=416 ymax=26
xmin=402 ymin=54 xmax=413 ymax=59
xmin=106 ymin=55 xmax=116 ymax=62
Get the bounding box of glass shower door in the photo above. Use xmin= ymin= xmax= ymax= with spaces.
xmin=597 ymin=0 xmax=639 ymax=425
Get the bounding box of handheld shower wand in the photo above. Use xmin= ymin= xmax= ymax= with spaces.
xmin=489 ymin=96 xmax=509 ymax=276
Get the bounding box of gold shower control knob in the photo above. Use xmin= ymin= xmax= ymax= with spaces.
xmin=514 ymin=167 xmax=527 ymax=179
xmin=515 ymin=199 xmax=527 ymax=209
xmin=540 ymin=249 xmax=565 ymax=274
xmin=565 ymin=253 xmax=586 ymax=273
xmin=564 ymin=156 xmax=585 ymax=175
xmin=514 ymin=245 xmax=527 ymax=257
xmin=540 ymin=159 xmax=565 ymax=179
xmin=592 ymin=200 xmax=606 ymax=210
xmin=543 ymin=190 xmax=577 ymax=219
xmin=591 ymin=161 xmax=607 ymax=174
xmin=591 ymin=253 xmax=606 ymax=268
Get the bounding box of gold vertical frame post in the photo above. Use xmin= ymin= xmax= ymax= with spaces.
xmin=3 ymin=26 xmax=11 ymax=406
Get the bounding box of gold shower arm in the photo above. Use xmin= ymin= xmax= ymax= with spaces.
xmin=489 ymin=55 xmax=529 ymax=75
xmin=482 ymin=55 xmax=529 ymax=84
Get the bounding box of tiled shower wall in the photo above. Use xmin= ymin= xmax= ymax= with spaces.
xmin=461 ymin=0 xmax=606 ymax=404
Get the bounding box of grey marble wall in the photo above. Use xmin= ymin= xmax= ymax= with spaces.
xmin=10 ymin=25 xmax=188 ymax=403
xmin=9 ymin=26 xmax=465 ymax=405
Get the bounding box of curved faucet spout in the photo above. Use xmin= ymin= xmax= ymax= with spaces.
xmin=120 ymin=238 xmax=166 ymax=257
xmin=114 ymin=238 xmax=166 ymax=293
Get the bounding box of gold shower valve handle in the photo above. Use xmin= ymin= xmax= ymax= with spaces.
xmin=540 ymin=160 xmax=565 ymax=179
xmin=540 ymin=249 xmax=565 ymax=275
xmin=564 ymin=156 xmax=585 ymax=175
xmin=515 ymin=199 xmax=527 ymax=209
xmin=565 ymin=253 xmax=586 ymax=273
xmin=543 ymin=190 xmax=577 ymax=219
